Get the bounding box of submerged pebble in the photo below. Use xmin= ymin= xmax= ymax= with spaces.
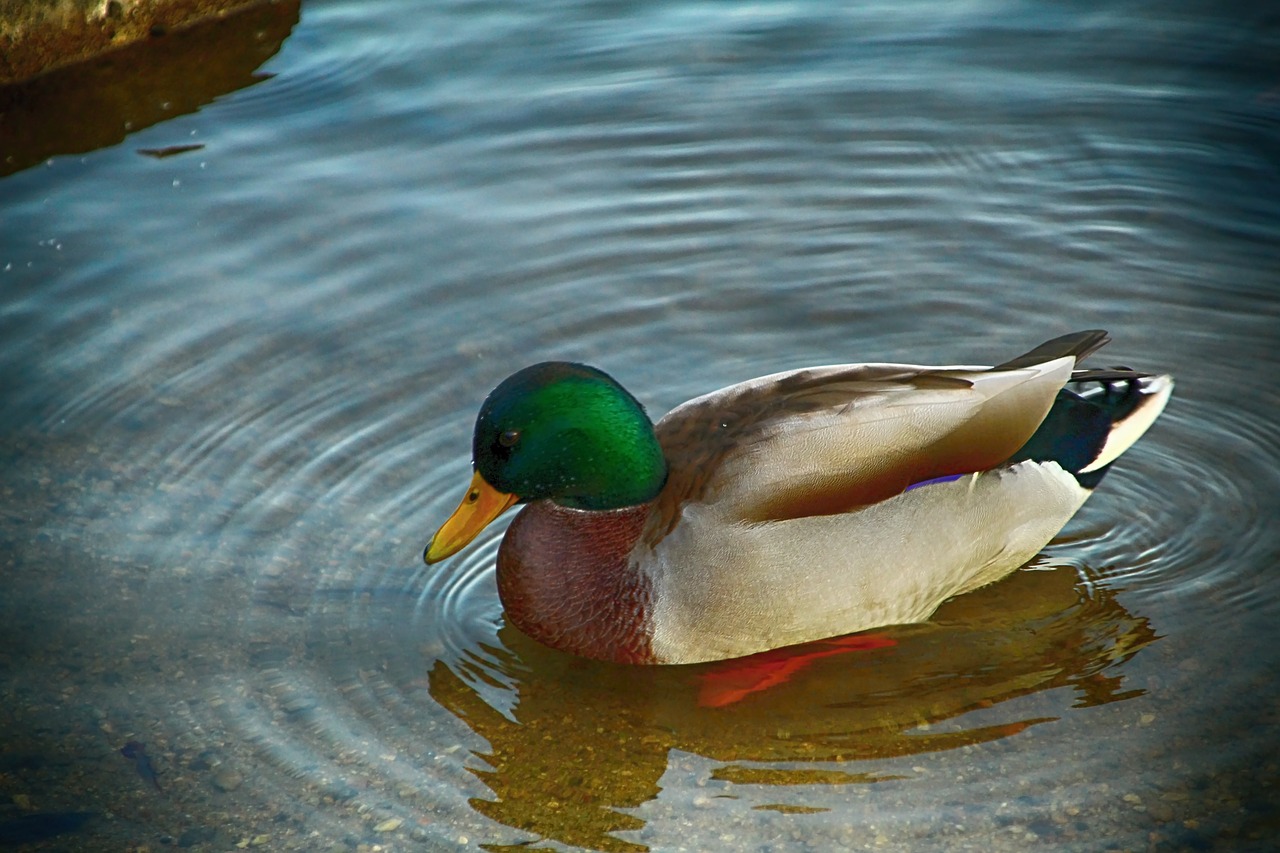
xmin=213 ymin=766 xmax=245 ymax=792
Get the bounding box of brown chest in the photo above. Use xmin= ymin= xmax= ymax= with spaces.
xmin=495 ymin=501 xmax=656 ymax=664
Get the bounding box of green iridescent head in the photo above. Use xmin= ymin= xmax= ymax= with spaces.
xmin=473 ymin=362 xmax=668 ymax=510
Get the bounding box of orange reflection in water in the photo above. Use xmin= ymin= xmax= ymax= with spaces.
xmin=427 ymin=564 xmax=1154 ymax=852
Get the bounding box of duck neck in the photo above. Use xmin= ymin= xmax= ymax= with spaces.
xmin=496 ymin=500 xmax=656 ymax=664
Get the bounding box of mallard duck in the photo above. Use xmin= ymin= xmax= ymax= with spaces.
xmin=424 ymin=330 xmax=1172 ymax=665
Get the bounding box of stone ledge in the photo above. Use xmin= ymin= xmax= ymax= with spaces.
xmin=0 ymin=0 xmax=276 ymax=84
xmin=0 ymin=0 xmax=299 ymax=175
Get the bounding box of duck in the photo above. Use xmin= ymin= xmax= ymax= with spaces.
xmin=424 ymin=330 xmax=1172 ymax=665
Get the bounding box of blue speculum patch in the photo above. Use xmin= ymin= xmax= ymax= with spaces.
xmin=905 ymin=473 xmax=967 ymax=492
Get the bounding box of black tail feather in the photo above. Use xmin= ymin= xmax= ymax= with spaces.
xmin=1008 ymin=389 xmax=1113 ymax=487
xmin=993 ymin=330 xmax=1110 ymax=371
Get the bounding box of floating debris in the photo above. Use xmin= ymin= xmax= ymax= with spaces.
xmin=137 ymin=144 xmax=206 ymax=159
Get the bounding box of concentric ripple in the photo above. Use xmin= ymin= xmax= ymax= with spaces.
xmin=3 ymin=0 xmax=1278 ymax=850
xmin=1054 ymin=394 xmax=1280 ymax=616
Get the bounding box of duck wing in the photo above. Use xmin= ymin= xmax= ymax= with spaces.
xmin=651 ymin=331 xmax=1110 ymax=532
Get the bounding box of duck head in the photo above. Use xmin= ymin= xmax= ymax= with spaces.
xmin=424 ymin=362 xmax=667 ymax=563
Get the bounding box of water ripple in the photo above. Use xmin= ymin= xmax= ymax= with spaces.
xmin=3 ymin=0 xmax=1278 ymax=849
xmin=1055 ymin=393 xmax=1280 ymax=622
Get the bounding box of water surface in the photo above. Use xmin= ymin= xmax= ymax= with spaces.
xmin=2 ymin=0 xmax=1278 ymax=850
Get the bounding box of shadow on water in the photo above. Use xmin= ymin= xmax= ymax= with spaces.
xmin=0 ymin=0 xmax=300 ymax=177
xmin=427 ymin=564 xmax=1153 ymax=852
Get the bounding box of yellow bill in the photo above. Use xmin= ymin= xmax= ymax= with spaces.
xmin=424 ymin=470 xmax=519 ymax=564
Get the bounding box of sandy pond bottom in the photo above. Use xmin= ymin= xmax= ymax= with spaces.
xmin=2 ymin=434 xmax=1275 ymax=852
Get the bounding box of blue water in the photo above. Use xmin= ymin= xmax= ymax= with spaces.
xmin=2 ymin=1 xmax=1278 ymax=850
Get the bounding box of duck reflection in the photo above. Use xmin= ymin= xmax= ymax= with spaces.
xmin=427 ymin=564 xmax=1153 ymax=852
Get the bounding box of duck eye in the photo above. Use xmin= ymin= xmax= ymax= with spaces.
xmin=498 ymin=429 xmax=521 ymax=448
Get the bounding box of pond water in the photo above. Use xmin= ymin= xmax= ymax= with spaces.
xmin=2 ymin=0 xmax=1278 ymax=850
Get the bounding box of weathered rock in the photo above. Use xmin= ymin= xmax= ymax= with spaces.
xmin=0 ymin=0 xmax=299 ymax=176
xmin=0 ymin=0 xmax=283 ymax=84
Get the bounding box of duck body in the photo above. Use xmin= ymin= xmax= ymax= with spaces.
xmin=426 ymin=331 xmax=1173 ymax=665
